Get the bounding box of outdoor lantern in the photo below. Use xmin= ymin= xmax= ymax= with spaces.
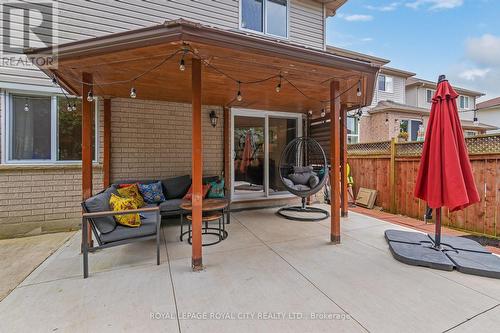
xmin=209 ymin=110 xmax=218 ymax=127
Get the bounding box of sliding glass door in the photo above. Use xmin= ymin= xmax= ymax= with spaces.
xmin=232 ymin=109 xmax=301 ymax=199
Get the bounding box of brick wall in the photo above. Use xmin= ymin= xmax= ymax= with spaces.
xmin=109 ymin=99 xmax=224 ymax=181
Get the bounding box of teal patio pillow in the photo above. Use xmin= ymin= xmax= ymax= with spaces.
xmin=207 ymin=179 xmax=225 ymax=199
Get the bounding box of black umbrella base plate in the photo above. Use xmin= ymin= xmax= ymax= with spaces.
xmin=385 ymin=230 xmax=500 ymax=279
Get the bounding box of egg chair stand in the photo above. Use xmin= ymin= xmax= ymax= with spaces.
xmin=277 ymin=137 xmax=330 ymax=222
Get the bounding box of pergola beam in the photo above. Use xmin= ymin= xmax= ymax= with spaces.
xmin=82 ymin=72 xmax=94 ymax=248
xmin=330 ymin=80 xmax=341 ymax=243
xmin=191 ymin=58 xmax=203 ymax=270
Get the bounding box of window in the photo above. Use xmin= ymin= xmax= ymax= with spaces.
xmin=400 ymin=119 xmax=423 ymax=142
xmin=6 ymin=94 xmax=97 ymax=163
xmin=426 ymin=89 xmax=434 ymax=103
xmin=464 ymin=130 xmax=478 ymax=138
xmin=378 ymin=74 xmax=393 ymax=93
xmin=459 ymin=96 xmax=469 ymax=109
xmin=241 ymin=0 xmax=288 ymax=38
xmin=347 ymin=116 xmax=359 ymax=144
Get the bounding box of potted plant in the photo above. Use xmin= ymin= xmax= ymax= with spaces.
xmin=398 ymin=131 xmax=409 ymax=142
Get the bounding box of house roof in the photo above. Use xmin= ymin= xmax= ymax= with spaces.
xmin=368 ymin=100 xmax=498 ymax=131
xmin=380 ymin=66 xmax=416 ymax=78
xmin=477 ymin=97 xmax=500 ymax=110
xmin=406 ymin=77 xmax=484 ymax=97
xmin=326 ymin=45 xmax=389 ymax=67
xmin=25 ymin=19 xmax=379 ymax=114
xmin=316 ymin=0 xmax=348 ymax=16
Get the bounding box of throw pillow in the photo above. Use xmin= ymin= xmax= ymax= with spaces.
xmin=183 ymin=184 xmax=211 ymax=200
xmin=138 ymin=181 xmax=166 ymax=204
xmin=118 ymin=183 xmax=134 ymax=188
xmin=207 ymin=180 xmax=225 ymax=198
xmin=117 ymin=184 xmax=145 ymax=208
xmin=109 ymin=193 xmax=141 ymax=227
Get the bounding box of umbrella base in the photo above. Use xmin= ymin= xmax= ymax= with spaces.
xmin=385 ymin=230 xmax=500 ymax=279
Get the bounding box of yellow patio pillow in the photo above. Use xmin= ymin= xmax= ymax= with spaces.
xmin=117 ymin=184 xmax=145 ymax=208
xmin=109 ymin=193 xmax=141 ymax=227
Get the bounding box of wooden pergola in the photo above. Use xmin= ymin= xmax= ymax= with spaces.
xmin=27 ymin=20 xmax=379 ymax=270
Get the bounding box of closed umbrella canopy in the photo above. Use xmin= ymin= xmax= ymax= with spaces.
xmin=414 ymin=78 xmax=480 ymax=211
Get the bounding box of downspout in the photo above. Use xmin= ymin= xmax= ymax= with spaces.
xmin=322 ymin=3 xmax=327 ymax=51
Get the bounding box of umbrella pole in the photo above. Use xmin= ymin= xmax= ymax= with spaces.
xmin=435 ymin=207 xmax=442 ymax=248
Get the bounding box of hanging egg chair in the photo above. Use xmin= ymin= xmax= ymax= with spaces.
xmin=277 ymin=137 xmax=330 ymax=221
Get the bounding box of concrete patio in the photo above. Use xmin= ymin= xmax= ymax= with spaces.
xmin=1 ymin=206 xmax=499 ymax=332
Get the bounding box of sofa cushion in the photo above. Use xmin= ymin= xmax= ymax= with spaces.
xmin=109 ymin=193 xmax=141 ymax=227
xmin=207 ymin=179 xmax=225 ymax=198
xmin=162 ymin=175 xmax=191 ymax=199
xmin=138 ymin=181 xmax=165 ymax=204
xmin=159 ymin=199 xmax=184 ymax=212
xmin=100 ymin=217 xmax=157 ymax=244
xmin=84 ymin=186 xmax=118 ymax=234
xmin=117 ymin=184 xmax=145 ymax=208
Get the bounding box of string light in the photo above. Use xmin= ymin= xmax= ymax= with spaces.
xmin=87 ymin=90 xmax=94 ymax=102
xmin=130 ymin=87 xmax=137 ymax=99
xmin=24 ymin=103 xmax=29 ymax=112
xmin=72 ymin=103 xmax=77 ymax=112
xmin=320 ymin=109 xmax=326 ymax=118
xmin=67 ymin=104 xmax=72 ymax=112
xmin=179 ymin=51 xmax=186 ymax=71
xmin=236 ymin=81 xmax=243 ymax=101
xmin=275 ymin=75 xmax=282 ymax=93
xmin=356 ymin=80 xmax=362 ymax=97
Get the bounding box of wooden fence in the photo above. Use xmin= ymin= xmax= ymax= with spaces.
xmin=310 ymin=120 xmax=500 ymax=238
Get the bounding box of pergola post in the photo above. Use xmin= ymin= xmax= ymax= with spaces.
xmin=191 ymin=58 xmax=203 ymax=270
xmin=330 ymin=81 xmax=341 ymax=243
xmin=82 ymin=72 xmax=93 ymax=248
xmin=103 ymin=98 xmax=111 ymax=188
xmin=340 ymin=104 xmax=348 ymax=217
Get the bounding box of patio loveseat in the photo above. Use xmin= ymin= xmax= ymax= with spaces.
xmin=81 ymin=175 xmax=229 ymax=278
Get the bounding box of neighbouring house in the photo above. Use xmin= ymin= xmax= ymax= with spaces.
xmin=0 ymin=0 xmax=369 ymax=239
xmin=477 ymin=97 xmax=500 ymax=134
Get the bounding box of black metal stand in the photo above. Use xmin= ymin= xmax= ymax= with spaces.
xmin=180 ymin=214 xmax=228 ymax=246
xmin=277 ymin=198 xmax=330 ymax=222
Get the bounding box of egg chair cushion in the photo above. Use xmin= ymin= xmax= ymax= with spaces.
xmin=289 ymin=166 xmax=317 ymax=186
xmin=308 ymin=175 xmax=320 ymax=188
xmin=282 ymin=177 xmax=295 ymax=188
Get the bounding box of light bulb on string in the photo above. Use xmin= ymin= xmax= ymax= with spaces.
xmin=320 ymin=108 xmax=326 ymax=118
xmin=130 ymin=87 xmax=137 ymax=99
xmin=72 ymin=103 xmax=77 ymax=112
xmin=356 ymin=80 xmax=362 ymax=97
xmin=67 ymin=104 xmax=72 ymax=112
xmin=236 ymin=81 xmax=243 ymax=102
xmin=179 ymin=50 xmax=186 ymax=71
xmin=87 ymin=90 xmax=94 ymax=102
xmin=24 ymin=103 xmax=29 ymax=112
xmin=275 ymin=75 xmax=282 ymax=93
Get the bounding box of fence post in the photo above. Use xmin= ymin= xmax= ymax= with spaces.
xmin=389 ymin=138 xmax=397 ymax=214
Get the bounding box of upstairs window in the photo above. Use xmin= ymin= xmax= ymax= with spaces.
xmin=241 ymin=0 xmax=288 ymax=38
xmin=459 ymin=95 xmax=470 ymax=109
xmin=426 ymin=89 xmax=434 ymax=103
xmin=378 ymin=74 xmax=393 ymax=93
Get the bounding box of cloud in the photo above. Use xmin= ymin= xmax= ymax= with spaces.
xmin=459 ymin=68 xmax=491 ymax=81
xmin=341 ymin=14 xmax=374 ymax=22
xmin=406 ymin=0 xmax=463 ymax=10
xmin=365 ymin=2 xmax=401 ymax=11
xmin=465 ymin=34 xmax=500 ymax=66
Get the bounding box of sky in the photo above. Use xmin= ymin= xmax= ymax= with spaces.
xmin=326 ymin=0 xmax=500 ymax=101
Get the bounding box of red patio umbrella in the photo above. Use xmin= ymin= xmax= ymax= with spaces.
xmin=414 ymin=75 xmax=480 ymax=247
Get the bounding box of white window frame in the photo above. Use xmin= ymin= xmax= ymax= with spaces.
xmin=378 ymin=74 xmax=393 ymax=93
xmin=400 ymin=118 xmax=423 ymax=142
xmin=3 ymin=90 xmax=99 ymax=164
xmin=459 ymin=95 xmax=470 ymax=110
xmin=426 ymin=89 xmax=434 ymax=103
xmin=230 ymin=108 xmax=302 ymax=201
xmin=347 ymin=116 xmax=360 ymax=144
xmin=239 ymin=0 xmax=290 ymax=40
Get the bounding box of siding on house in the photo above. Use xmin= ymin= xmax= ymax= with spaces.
xmin=1 ymin=0 xmax=325 ymax=91
xmin=370 ymin=75 xmax=407 ymax=107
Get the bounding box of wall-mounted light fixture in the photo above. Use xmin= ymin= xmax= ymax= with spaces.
xmin=209 ymin=110 xmax=218 ymax=128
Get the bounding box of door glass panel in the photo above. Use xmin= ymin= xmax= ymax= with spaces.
xmin=268 ymin=117 xmax=297 ymax=194
xmin=233 ymin=116 xmax=265 ymax=196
